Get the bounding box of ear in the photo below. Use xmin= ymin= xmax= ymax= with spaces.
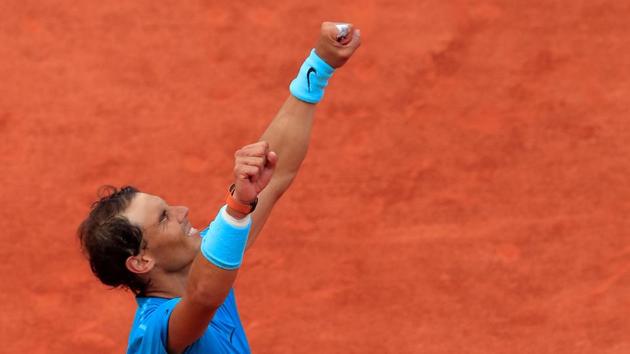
xmin=126 ymin=253 xmax=155 ymax=275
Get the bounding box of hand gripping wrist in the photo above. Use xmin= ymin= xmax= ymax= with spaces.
xmin=289 ymin=49 xmax=335 ymax=104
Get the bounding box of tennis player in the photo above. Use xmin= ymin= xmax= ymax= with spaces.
xmin=78 ymin=22 xmax=361 ymax=353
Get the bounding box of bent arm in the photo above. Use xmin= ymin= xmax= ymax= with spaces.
xmin=165 ymin=142 xmax=273 ymax=353
xmin=163 ymin=21 xmax=361 ymax=352
xmin=168 ymin=258 xmax=238 ymax=353
xmin=167 ymin=208 xmax=250 ymax=353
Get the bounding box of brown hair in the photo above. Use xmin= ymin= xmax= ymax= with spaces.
xmin=78 ymin=186 xmax=148 ymax=295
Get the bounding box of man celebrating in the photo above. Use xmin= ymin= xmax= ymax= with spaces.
xmin=78 ymin=22 xmax=361 ymax=353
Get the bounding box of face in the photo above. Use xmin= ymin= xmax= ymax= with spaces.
xmin=123 ymin=192 xmax=201 ymax=274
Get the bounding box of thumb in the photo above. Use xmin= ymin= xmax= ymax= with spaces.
xmin=266 ymin=151 xmax=279 ymax=168
xmin=335 ymin=23 xmax=354 ymax=45
xmin=345 ymin=29 xmax=361 ymax=49
xmin=257 ymin=151 xmax=278 ymax=188
xmin=321 ymin=22 xmax=352 ymax=43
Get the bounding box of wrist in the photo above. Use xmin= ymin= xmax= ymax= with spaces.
xmin=221 ymin=205 xmax=251 ymax=225
xmin=200 ymin=206 xmax=251 ymax=270
xmin=313 ymin=48 xmax=337 ymax=69
xmin=225 ymin=205 xmax=249 ymax=220
xmin=225 ymin=184 xmax=258 ymax=218
xmin=289 ymin=49 xmax=335 ymax=104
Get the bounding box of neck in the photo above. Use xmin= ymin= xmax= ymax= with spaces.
xmin=142 ymin=264 xmax=191 ymax=298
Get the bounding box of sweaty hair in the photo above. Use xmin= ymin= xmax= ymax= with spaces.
xmin=78 ymin=185 xmax=148 ymax=295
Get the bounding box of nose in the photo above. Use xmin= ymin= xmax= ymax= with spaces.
xmin=174 ymin=206 xmax=189 ymax=223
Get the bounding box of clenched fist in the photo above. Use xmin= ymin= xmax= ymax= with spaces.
xmin=315 ymin=22 xmax=362 ymax=68
xmin=232 ymin=141 xmax=278 ymax=206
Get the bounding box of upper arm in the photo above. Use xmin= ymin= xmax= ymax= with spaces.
xmin=166 ymin=297 xmax=216 ymax=354
xmin=166 ymin=256 xmax=239 ymax=353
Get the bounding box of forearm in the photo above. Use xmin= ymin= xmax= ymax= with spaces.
xmin=246 ymin=22 xmax=361 ymax=247
xmin=168 ymin=208 xmax=250 ymax=352
xmin=185 ymin=254 xmax=238 ymax=309
xmin=185 ymin=208 xmax=251 ymax=307
xmin=259 ymin=95 xmax=316 ymax=194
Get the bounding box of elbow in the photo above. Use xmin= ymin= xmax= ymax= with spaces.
xmin=186 ymin=277 xmax=232 ymax=311
xmin=187 ymin=288 xmax=225 ymax=312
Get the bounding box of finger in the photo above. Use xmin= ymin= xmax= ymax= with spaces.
xmin=321 ymin=22 xmax=352 ymax=43
xmin=236 ymin=141 xmax=269 ymax=158
xmin=335 ymin=23 xmax=353 ymax=44
xmin=345 ymin=29 xmax=361 ymax=49
xmin=239 ymin=141 xmax=268 ymax=155
xmin=235 ymin=164 xmax=261 ymax=180
xmin=257 ymin=153 xmax=277 ymax=188
xmin=257 ymin=167 xmax=273 ymax=188
xmin=236 ymin=156 xmax=266 ymax=168
xmin=266 ymin=151 xmax=278 ymax=169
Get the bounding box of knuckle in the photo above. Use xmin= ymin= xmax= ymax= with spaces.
xmin=340 ymin=50 xmax=352 ymax=58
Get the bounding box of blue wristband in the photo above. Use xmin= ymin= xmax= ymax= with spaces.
xmin=199 ymin=206 xmax=251 ymax=270
xmin=289 ymin=49 xmax=335 ymax=104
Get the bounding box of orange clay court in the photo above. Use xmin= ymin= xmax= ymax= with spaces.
xmin=1 ymin=1 xmax=629 ymax=353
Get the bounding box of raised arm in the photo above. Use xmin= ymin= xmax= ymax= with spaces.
xmin=163 ymin=22 xmax=361 ymax=353
xmin=247 ymin=22 xmax=362 ymax=248
xmin=167 ymin=142 xmax=276 ymax=353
